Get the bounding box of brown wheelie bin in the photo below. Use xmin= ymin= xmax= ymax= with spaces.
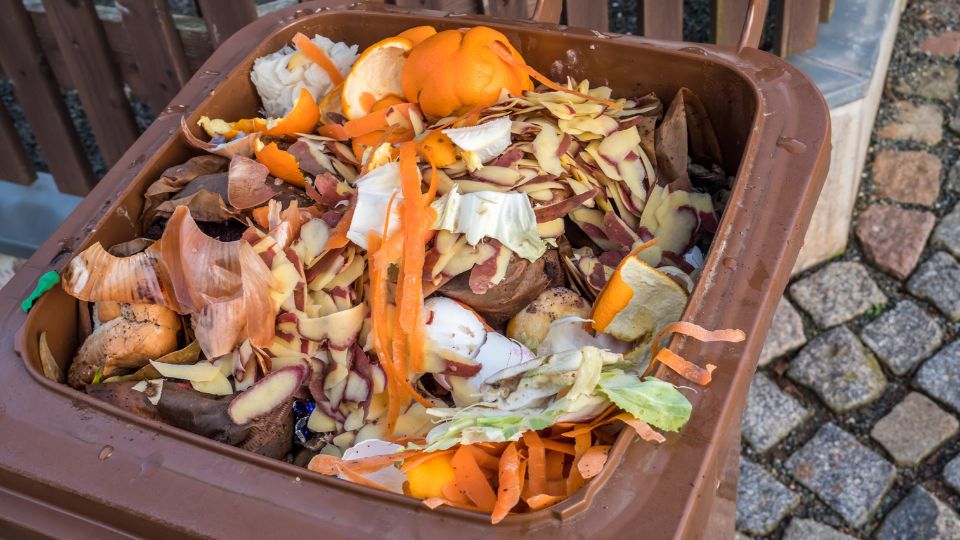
xmin=0 ymin=2 xmax=829 ymax=538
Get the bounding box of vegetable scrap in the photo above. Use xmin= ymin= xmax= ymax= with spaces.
xmin=55 ymin=26 xmax=745 ymax=524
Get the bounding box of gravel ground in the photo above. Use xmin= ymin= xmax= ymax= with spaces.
xmin=738 ymin=1 xmax=960 ymax=537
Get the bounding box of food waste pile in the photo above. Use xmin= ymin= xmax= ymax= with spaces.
xmin=49 ymin=25 xmax=743 ymax=522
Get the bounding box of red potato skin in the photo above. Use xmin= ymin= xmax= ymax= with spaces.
xmin=438 ymin=250 xmax=564 ymax=328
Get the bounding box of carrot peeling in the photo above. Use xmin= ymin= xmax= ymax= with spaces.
xmin=522 ymin=431 xmax=547 ymax=497
xmin=451 ymin=446 xmax=498 ymax=511
xmin=491 ymin=443 xmax=521 ymax=524
xmin=621 ymin=416 xmax=667 ymax=444
xmin=576 ymin=445 xmax=610 ymax=479
xmin=292 ymin=32 xmax=345 ymax=85
xmin=651 ymin=321 xmax=746 ymax=359
xmin=653 ymin=347 xmax=716 ymax=385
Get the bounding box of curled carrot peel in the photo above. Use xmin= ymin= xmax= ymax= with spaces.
xmin=621 ymin=416 xmax=666 ymax=444
xmin=292 ymin=32 xmax=344 ymax=86
xmin=522 ymin=431 xmax=547 ymax=497
xmin=653 ymin=347 xmax=716 ymax=385
xmin=651 ymin=321 xmax=746 ymax=360
xmin=451 ymin=446 xmax=498 ymax=512
xmin=491 ymin=443 xmax=521 ymax=524
xmin=576 ymin=445 xmax=610 ymax=479
xmin=366 ymin=231 xmax=400 ymax=433
xmin=488 ymin=41 xmax=621 ymax=110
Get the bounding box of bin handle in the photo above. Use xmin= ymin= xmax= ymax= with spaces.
xmin=737 ymin=0 xmax=769 ymax=52
xmin=530 ymin=0 xmax=563 ymax=24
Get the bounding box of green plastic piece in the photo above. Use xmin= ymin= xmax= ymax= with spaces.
xmin=20 ymin=270 xmax=60 ymax=313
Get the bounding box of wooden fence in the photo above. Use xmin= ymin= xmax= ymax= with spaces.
xmin=0 ymin=0 xmax=833 ymax=195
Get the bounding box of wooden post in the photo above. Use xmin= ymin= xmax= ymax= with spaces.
xmin=43 ymin=0 xmax=139 ymax=167
xmin=0 ymin=0 xmax=95 ymax=194
xmin=773 ymin=0 xmax=821 ymax=57
xmin=196 ymin=0 xmax=260 ymax=47
xmin=0 ymin=104 xmax=36 ymax=185
xmin=638 ymin=0 xmax=683 ymax=40
xmin=566 ymin=0 xmax=609 ymax=32
xmin=118 ymin=0 xmax=192 ymax=115
xmin=710 ymin=0 xmax=750 ymax=46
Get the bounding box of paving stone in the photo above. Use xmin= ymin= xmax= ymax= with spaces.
xmin=871 ymin=150 xmax=942 ymax=206
xmin=907 ymin=252 xmax=960 ymax=321
xmin=741 ymin=373 xmax=810 ymax=452
xmin=920 ymin=31 xmax=960 ymax=56
xmin=735 ymin=458 xmax=799 ymax=535
xmin=871 ymin=392 xmax=958 ymax=465
xmin=894 ymin=64 xmax=959 ymax=101
xmin=933 ymin=205 xmax=960 ymax=259
xmin=758 ymin=297 xmax=807 ymax=366
xmin=788 ymin=327 xmax=887 ymax=413
xmin=950 ymin=114 xmax=960 ymax=136
xmin=855 ymin=205 xmax=936 ymax=279
xmin=789 ymin=262 xmax=886 ymax=329
xmin=949 ymin=159 xmax=960 ymax=192
xmin=876 ymin=486 xmax=960 ymax=540
xmin=786 ymin=423 xmax=895 ymax=527
xmin=916 ymin=340 xmax=960 ymax=412
xmin=945 ymin=455 xmax=960 ymax=493
xmin=861 ymin=300 xmax=944 ymax=376
xmin=877 ymin=101 xmax=944 ymax=145
xmin=782 ymin=518 xmax=856 ymax=540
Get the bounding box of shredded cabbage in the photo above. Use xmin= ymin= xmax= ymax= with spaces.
xmin=431 ymin=188 xmax=547 ymax=262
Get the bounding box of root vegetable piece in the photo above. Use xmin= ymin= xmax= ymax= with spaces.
xmin=228 ymin=365 xmax=307 ymax=425
xmin=506 ymin=287 xmax=591 ymax=351
xmin=239 ymin=399 xmax=293 ymax=458
xmin=438 ymin=249 xmax=564 ymax=327
xmin=86 ymin=381 xmax=161 ymax=421
xmin=88 ymin=381 xmax=292 ymax=458
xmin=191 ymin=371 xmax=234 ymax=396
xmin=296 ymin=304 xmax=366 ymax=349
xmin=150 ymin=359 xmax=220 ymax=382
xmin=68 ymin=303 xmax=180 ymax=389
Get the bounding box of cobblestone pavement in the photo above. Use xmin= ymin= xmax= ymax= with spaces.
xmin=737 ymin=1 xmax=960 ymax=537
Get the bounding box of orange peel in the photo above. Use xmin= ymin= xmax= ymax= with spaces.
xmin=264 ymin=87 xmax=320 ymax=137
xmin=418 ymin=130 xmax=457 ymax=167
xmin=591 ymin=241 xmax=687 ymax=342
xmin=342 ymin=36 xmax=414 ymax=120
xmin=401 ymin=26 xmax=533 ymax=119
xmin=254 ymin=139 xmax=306 ymax=187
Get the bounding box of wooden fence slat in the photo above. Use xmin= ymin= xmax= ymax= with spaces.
xmin=118 ymin=0 xmax=191 ymax=115
xmin=710 ymin=0 xmax=749 ymax=47
xmin=485 ymin=0 xmax=527 ymax=19
xmin=197 ymin=0 xmax=259 ymax=48
xmin=0 ymin=0 xmax=95 ymax=195
xmin=637 ymin=0 xmax=682 ymax=40
xmin=773 ymin=0 xmax=820 ymax=57
xmin=0 ymin=103 xmax=36 ymax=185
xmin=565 ymin=0 xmax=608 ymax=31
xmin=392 ymin=0 xmax=482 ymax=12
xmin=819 ymin=0 xmax=835 ymax=23
xmin=43 ymin=0 xmax=139 ymax=168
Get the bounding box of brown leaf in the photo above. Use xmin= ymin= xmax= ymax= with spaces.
xmin=227 ymin=155 xmax=275 ymax=210
xmin=143 ymin=155 xmax=228 ymax=222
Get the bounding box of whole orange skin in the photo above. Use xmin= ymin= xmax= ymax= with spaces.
xmin=401 ymin=27 xmax=533 ymax=119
